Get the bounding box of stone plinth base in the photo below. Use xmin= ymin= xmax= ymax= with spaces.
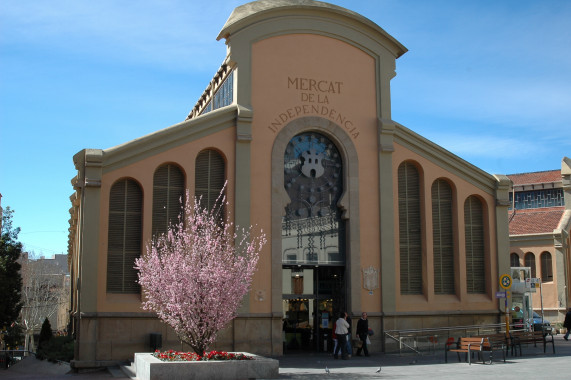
xmin=134 ymin=352 xmax=279 ymax=380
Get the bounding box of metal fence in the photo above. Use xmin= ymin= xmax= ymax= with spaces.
xmin=384 ymin=323 xmax=515 ymax=355
xmin=0 ymin=350 xmax=31 ymax=369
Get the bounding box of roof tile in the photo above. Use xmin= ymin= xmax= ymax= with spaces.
xmin=509 ymin=207 xmax=564 ymax=235
xmin=508 ymin=170 xmax=561 ymax=185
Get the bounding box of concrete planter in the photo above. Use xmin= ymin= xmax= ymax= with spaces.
xmin=134 ymin=352 xmax=279 ymax=380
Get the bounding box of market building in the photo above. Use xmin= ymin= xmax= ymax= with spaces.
xmin=68 ymin=0 xmax=514 ymax=368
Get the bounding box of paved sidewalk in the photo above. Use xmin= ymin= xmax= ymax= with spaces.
xmin=277 ymin=334 xmax=571 ymax=379
xmin=3 ymin=335 xmax=570 ymax=379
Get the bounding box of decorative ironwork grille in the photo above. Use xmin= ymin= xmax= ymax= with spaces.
xmin=282 ymin=132 xmax=345 ymax=265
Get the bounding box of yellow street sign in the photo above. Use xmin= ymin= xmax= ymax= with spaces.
xmin=499 ymin=274 xmax=512 ymax=290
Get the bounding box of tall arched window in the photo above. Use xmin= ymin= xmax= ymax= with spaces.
xmin=107 ymin=178 xmax=142 ymax=294
xmin=282 ymin=132 xmax=345 ymax=265
xmin=432 ymin=179 xmax=454 ymax=294
xmin=524 ymin=252 xmax=536 ymax=278
xmin=398 ymin=161 xmax=422 ymax=295
xmin=540 ymin=252 xmax=553 ymax=282
xmin=195 ymin=149 xmax=225 ymax=212
xmin=464 ymin=196 xmax=485 ymax=294
xmin=152 ymin=164 xmax=185 ymax=237
xmin=510 ymin=253 xmax=520 ymax=268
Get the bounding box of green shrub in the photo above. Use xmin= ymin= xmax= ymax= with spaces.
xmin=37 ymin=318 xmax=53 ymax=352
xmin=36 ymin=335 xmax=74 ymax=363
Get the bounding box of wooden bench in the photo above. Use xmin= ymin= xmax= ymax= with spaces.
xmin=445 ymin=337 xmax=488 ymax=365
xmin=481 ymin=333 xmax=507 ymax=363
xmin=510 ymin=330 xmax=555 ymax=356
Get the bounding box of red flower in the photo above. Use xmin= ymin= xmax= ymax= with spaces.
xmin=153 ymin=350 xmax=253 ymax=362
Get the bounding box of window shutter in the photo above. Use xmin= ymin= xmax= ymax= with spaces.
xmin=195 ymin=150 xmax=225 ymax=212
xmin=107 ymin=179 xmax=142 ymax=293
xmin=510 ymin=253 xmax=520 ymax=267
xmin=524 ymin=252 xmax=536 ymax=278
xmin=540 ymin=252 xmax=553 ymax=282
xmin=432 ymin=179 xmax=454 ymax=294
xmin=398 ymin=162 xmax=422 ymax=295
xmin=464 ymin=196 xmax=485 ymax=294
xmin=152 ymin=164 xmax=185 ymax=237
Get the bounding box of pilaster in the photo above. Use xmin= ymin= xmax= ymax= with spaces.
xmin=378 ymin=118 xmax=396 ymax=313
xmin=493 ymin=174 xmax=511 ymax=312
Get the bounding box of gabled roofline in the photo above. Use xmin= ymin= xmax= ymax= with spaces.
xmin=218 ymin=0 xmax=407 ymax=58
xmin=93 ymin=105 xmax=239 ymax=174
xmin=393 ymin=121 xmax=498 ymax=194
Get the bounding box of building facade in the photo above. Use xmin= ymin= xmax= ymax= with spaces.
xmin=19 ymin=253 xmax=71 ymax=351
xmin=68 ymin=0 xmax=512 ymax=368
xmin=508 ymin=158 xmax=571 ymax=325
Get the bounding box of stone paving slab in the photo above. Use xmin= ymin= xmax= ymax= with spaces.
xmin=4 ymin=335 xmax=570 ymax=379
xmin=274 ymin=335 xmax=571 ymax=379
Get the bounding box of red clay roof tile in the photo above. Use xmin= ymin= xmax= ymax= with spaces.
xmin=508 ymin=170 xmax=561 ymax=185
xmin=509 ymin=207 xmax=564 ymax=235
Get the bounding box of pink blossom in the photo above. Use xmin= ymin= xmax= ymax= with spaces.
xmin=135 ymin=187 xmax=266 ymax=354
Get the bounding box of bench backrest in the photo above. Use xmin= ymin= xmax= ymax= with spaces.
xmin=511 ymin=330 xmax=543 ymax=338
xmin=471 ymin=334 xmax=507 ymax=348
xmin=457 ymin=337 xmax=486 ymax=350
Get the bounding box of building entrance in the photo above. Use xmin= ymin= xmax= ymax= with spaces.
xmin=281 ymin=132 xmax=347 ymax=353
xmin=282 ymin=266 xmax=345 ymax=352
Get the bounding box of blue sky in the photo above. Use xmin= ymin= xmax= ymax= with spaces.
xmin=1 ymin=0 xmax=570 ymax=257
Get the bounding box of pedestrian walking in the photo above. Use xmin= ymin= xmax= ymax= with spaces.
xmin=564 ymin=307 xmax=571 ymax=340
xmin=333 ymin=312 xmax=350 ymax=360
xmin=356 ymin=312 xmax=369 ymax=356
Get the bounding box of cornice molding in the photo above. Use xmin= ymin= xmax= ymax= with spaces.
xmin=218 ymin=0 xmax=407 ymax=58
xmin=101 ymin=105 xmax=238 ymax=173
xmin=393 ymin=122 xmax=497 ymax=194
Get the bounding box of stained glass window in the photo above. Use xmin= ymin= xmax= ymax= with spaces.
xmin=282 ymin=132 xmax=345 ymax=265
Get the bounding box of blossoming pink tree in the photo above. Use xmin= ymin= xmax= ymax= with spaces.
xmin=135 ymin=190 xmax=266 ymax=355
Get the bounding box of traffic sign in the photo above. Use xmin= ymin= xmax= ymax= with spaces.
xmin=499 ymin=274 xmax=512 ymax=289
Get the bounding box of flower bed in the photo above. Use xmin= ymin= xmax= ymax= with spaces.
xmin=153 ymin=349 xmax=253 ymax=362
xmin=135 ymin=352 xmax=279 ymax=380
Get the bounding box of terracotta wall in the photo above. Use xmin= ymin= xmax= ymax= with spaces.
xmin=391 ymin=144 xmax=499 ymax=313
xmin=250 ymin=33 xmax=381 ymax=313
xmin=96 ymin=129 xmax=237 ymax=313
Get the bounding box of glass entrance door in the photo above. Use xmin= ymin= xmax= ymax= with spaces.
xmin=281 ymin=132 xmax=346 ymax=353
xmin=282 ymin=266 xmax=344 ymax=352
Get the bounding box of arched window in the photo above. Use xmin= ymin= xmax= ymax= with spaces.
xmin=524 ymin=252 xmax=536 ymax=278
xmin=510 ymin=253 xmax=520 ymax=268
xmin=432 ymin=179 xmax=454 ymax=294
xmin=195 ymin=149 xmax=225 ymax=212
xmin=540 ymin=252 xmax=553 ymax=282
xmin=464 ymin=196 xmax=485 ymax=294
xmin=107 ymin=178 xmax=142 ymax=294
xmin=282 ymin=132 xmax=345 ymax=266
xmin=152 ymin=164 xmax=185 ymax=237
xmin=398 ymin=161 xmax=422 ymax=295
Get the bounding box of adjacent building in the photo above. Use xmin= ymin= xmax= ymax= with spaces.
xmin=68 ymin=0 xmax=514 ymax=367
xmin=19 ymin=253 xmax=71 ymax=350
xmin=508 ymin=158 xmax=571 ymax=325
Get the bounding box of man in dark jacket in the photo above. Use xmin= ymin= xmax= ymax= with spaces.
xmin=356 ymin=312 xmax=369 ymax=356
xmin=564 ymin=308 xmax=571 ymax=340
